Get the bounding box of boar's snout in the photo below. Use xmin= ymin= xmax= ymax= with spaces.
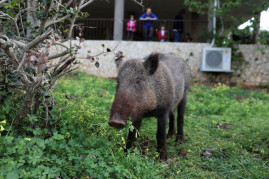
xmin=108 ymin=113 xmax=126 ymax=129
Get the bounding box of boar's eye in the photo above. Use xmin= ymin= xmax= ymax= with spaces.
xmin=134 ymin=80 xmax=142 ymax=89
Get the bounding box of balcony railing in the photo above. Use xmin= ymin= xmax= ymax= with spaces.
xmin=74 ymin=18 xmax=209 ymax=42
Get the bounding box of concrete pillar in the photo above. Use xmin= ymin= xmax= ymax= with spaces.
xmin=113 ymin=0 xmax=124 ymax=40
xmin=207 ymin=1 xmax=213 ymax=33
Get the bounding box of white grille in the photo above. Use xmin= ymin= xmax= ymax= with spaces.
xmin=201 ymin=47 xmax=233 ymax=72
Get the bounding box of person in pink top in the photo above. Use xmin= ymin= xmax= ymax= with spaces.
xmin=126 ymin=15 xmax=136 ymax=40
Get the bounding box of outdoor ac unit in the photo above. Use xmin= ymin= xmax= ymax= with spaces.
xmin=200 ymin=47 xmax=233 ymax=72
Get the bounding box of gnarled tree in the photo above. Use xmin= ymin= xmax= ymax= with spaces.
xmin=0 ymin=0 xmax=95 ymax=129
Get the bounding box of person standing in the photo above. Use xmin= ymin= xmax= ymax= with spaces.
xmin=139 ymin=8 xmax=158 ymax=41
xmin=173 ymin=9 xmax=185 ymax=42
xmin=126 ymin=15 xmax=136 ymax=40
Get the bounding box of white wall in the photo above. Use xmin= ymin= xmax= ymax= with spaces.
xmin=50 ymin=40 xmax=269 ymax=85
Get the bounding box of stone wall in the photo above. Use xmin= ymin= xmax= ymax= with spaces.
xmin=51 ymin=40 xmax=269 ymax=85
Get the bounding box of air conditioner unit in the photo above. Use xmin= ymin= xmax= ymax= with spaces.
xmin=200 ymin=47 xmax=233 ymax=72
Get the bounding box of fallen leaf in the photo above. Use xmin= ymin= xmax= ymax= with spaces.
xmin=220 ymin=123 xmax=231 ymax=130
xmin=201 ymin=148 xmax=216 ymax=157
xmin=95 ymin=61 xmax=99 ymax=68
xmin=180 ymin=150 xmax=188 ymax=157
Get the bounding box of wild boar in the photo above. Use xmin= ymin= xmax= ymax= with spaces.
xmin=108 ymin=52 xmax=191 ymax=160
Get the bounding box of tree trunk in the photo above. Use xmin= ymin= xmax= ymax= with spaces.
xmin=33 ymin=92 xmax=41 ymax=115
xmin=13 ymin=88 xmax=37 ymax=128
xmin=252 ymin=11 xmax=261 ymax=44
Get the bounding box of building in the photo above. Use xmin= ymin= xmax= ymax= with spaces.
xmin=77 ymin=0 xmax=264 ymax=42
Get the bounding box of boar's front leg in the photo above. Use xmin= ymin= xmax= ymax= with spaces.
xmin=125 ymin=119 xmax=142 ymax=151
xmin=157 ymin=111 xmax=169 ymax=160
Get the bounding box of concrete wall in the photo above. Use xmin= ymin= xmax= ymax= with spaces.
xmin=51 ymin=40 xmax=269 ymax=86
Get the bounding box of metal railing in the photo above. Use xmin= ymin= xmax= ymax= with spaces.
xmin=74 ymin=18 xmax=209 ymax=42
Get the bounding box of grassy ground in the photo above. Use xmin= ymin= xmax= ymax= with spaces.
xmin=1 ymin=72 xmax=269 ymax=178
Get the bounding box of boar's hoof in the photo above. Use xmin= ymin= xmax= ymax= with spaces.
xmin=167 ymin=133 xmax=174 ymax=138
xmin=175 ymin=135 xmax=185 ymax=143
xmin=108 ymin=119 xmax=126 ymax=128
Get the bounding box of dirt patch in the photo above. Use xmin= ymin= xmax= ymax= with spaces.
xmin=220 ymin=123 xmax=231 ymax=130
xmin=179 ymin=150 xmax=188 ymax=157
xmin=216 ymin=123 xmax=231 ymax=130
xmin=138 ymin=137 xmax=155 ymax=156
xmin=242 ymin=85 xmax=269 ymax=93
xmin=235 ymin=94 xmax=245 ymax=101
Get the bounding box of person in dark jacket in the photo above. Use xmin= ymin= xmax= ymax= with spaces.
xmin=139 ymin=8 xmax=158 ymax=41
xmin=173 ymin=9 xmax=185 ymax=42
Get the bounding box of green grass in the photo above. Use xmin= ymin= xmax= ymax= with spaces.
xmin=1 ymin=72 xmax=269 ymax=178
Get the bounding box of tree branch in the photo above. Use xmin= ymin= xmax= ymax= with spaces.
xmin=65 ymin=0 xmax=75 ymax=8
xmin=80 ymin=0 xmax=94 ymax=9
xmin=45 ymin=14 xmax=71 ymax=28
xmin=10 ymin=28 xmax=53 ymax=52
xmin=10 ymin=39 xmax=27 ymax=50
xmin=68 ymin=16 xmax=76 ymax=39
xmin=38 ymin=0 xmax=53 ymax=34
xmin=51 ymin=54 xmax=70 ymax=72
xmin=23 ymin=28 xmax=54 ymax=51
xmin=131 ymin=0 xmax=144 ymax=8
xmin=15 ymin=53 xmax=27 ymax=72
xmin=0 ymin=12 xmax=20 ymax=37
xmin=48 ymin=42 xmax=70 ymax=60
xmin=0 ymin=38 xmax=19 ymax=66
xmin=53 ymin=57 xmax=76 ymax=77
xmin=53 ymin=42 xmax=69 ymax=49
xmin=18 ymin=3 xmax=26 ymax=37
xmin=48 ymin=50 xmax=69 ymax=60
xmin=45 ymin=0 xmax=94 ymax=32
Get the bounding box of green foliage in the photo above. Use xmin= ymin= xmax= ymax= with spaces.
xmin=0 ymin=0 xmax=88 ymax=37
xmin=1 ymin=73 xmax=269 ymax=178
xmin=260 ymin=30 xmax=269 ymax=45
xmin=184 ymin=0 xmax=269 ymax=45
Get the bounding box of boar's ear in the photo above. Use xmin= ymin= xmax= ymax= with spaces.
xmin=115 ymin=51 xmax=124 ymax=69
xmin=144 ymin=53 xmax=159 ymax=75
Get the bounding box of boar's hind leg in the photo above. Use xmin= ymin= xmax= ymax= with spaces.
xmin=125 ymin=119 xmax=142 ymax=151
xmin=176 ymin=95 xmax=187 ymax=143
xmin=157 ymin=111 xmax=169 ymax=160
xmin=167 ymin=111 xmax=176 ymax=138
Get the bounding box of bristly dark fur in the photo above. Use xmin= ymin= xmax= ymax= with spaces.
xmin=108 ymin=52 xmax=191 ymax=160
